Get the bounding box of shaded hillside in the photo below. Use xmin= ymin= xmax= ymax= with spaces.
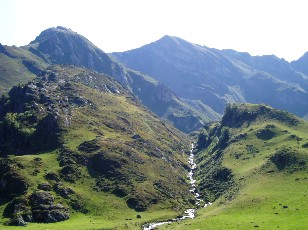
xmin=164 ymin=104 xmax=308 ymax=229
xmin=0 ymin=65 xmax=194 ymax=228
xmin=112 ymin=35 xmax=308 ymax=118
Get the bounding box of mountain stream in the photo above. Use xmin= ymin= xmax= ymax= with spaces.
xmin=142 ymin=143 xmax=211 ymax=230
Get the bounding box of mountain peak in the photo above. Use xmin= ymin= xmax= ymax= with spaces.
xmin=156 ymin=35 xmax=192 ymax=47
xmin=30 ymin=26 xmax=82 ymax=45
xmin=55 ymin=26 xmax=71 ymax=31
xmin=291 ymin=51 xmax=308 ymax=75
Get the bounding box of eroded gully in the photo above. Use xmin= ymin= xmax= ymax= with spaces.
xmin=142 ymin=143 xmax=212 ymax=230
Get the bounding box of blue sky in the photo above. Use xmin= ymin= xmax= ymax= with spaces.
xmin=1 ymin=0 xmax=308 ymax=61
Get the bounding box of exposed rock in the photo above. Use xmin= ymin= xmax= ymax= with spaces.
xmin=3 ymin=197 xmax=32 ymax=221
xmin=270 ymin=149 xmax=297 ymax=170
xmin=38 ymin=182 xmax=52 ymax=191
xmin=256 ymin=127 xmax=275 ymax=140
xmin=132 ymin=134 xmax=141 ymax=139
xmin=90 ymin=152 xmax=126 ymax=177
xmin=30 ymin=191 xmax=70 ymax=223
xmin=126 ymin=197 xmax=148 ymax=212
xmin=78 ymin=139 xmax=100 ymax=153
xmin=45 ymin=171 xmax=60 ymax=181
xmin=54 ymin=183 xmax=75 ymax=198
xmin=70 ymin=200 xmax=87 ymax=213
xmin=60 ymin=164 xmax=82 ymax=182
xmin=0 ymin=161 xmax=29 ymax=199
xmin=0 ymin=171 xmax=29 ymax=197
xmin=5 ymin=215 xmax=27 ymax=226
xmin=30 ymin=191 xmax=54 ymax=206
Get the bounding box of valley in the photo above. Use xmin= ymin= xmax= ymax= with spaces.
xmin=0 ymin=27 xmax=307 ymax=229
xmin=143 ymin=143 xmax=212 ymax=230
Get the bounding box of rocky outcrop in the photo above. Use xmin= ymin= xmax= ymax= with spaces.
xmin=4 ymin=197 xmax=32 ymax=226
xmin=29 ymin=191 xmax=70 ymax=223
xmin=167 ymin=113 xmax=204 ymax=134
xmin=4 ymin=191 xmax=70 ymax=226
xmin=0 ymin=160 xmax=29 ymax=200
xmin=0 ymin=83 xmax=60 ymax=154
xmin=221 ymin=104 xmax=300 ymax=128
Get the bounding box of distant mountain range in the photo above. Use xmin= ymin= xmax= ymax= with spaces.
xmin=112 ymin=35 xmax=308 ymax=119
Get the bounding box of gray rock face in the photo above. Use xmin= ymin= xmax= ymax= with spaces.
xmin=29 ymin=26 xmax=129 ymax=88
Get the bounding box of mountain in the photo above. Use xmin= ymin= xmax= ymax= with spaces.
xmin=0 ymin=65 xmax=194 ymax=228
xmin=1 ymin=27 xmax=308 ymax=229
xmin=111 ymin=35 xmax=308 ymax=118
xmin=162 ymin=103 xmax=308 ymax=229
xmin=291 ymin=51 xmax=308 ymax=76
xmin=14 ymin=27 xmax=214 ymax=133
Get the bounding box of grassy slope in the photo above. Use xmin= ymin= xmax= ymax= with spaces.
xmin=160 ymin=104 xmax=308 ymax=229
xmin=0 ymin=46 xmax=48 ymax=95
xmin=0 ymin=65 xmax=192 ymax=229
xmin=0 ymin=152 xmax=180 ymax=230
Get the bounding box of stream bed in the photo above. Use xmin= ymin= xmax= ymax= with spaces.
xmin=142 ymin=143 xmax=211 ymax=230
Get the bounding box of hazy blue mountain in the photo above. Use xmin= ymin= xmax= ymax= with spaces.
xmin=291 ymin=51 xmax=308 ymax=76
xmin=111 ymin=35 xmax=308 ymax=118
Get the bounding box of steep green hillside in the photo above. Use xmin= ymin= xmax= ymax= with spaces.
xmin=0 ymin=65 xmax=194 ymax=229
xmin=0 ymin=44 xmax=47 ymax=95
xmin=160 ymin=104 xmax=308 ymax=229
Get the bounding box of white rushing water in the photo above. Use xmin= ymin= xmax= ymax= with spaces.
xmin=143 ymin=143 xmax=212 ymax=230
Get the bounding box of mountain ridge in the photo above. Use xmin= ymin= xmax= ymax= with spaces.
xmin=112 ymin=35 xmax=308 ymax=119
xmin=0 ymin=27 xmax=214 ymax=133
